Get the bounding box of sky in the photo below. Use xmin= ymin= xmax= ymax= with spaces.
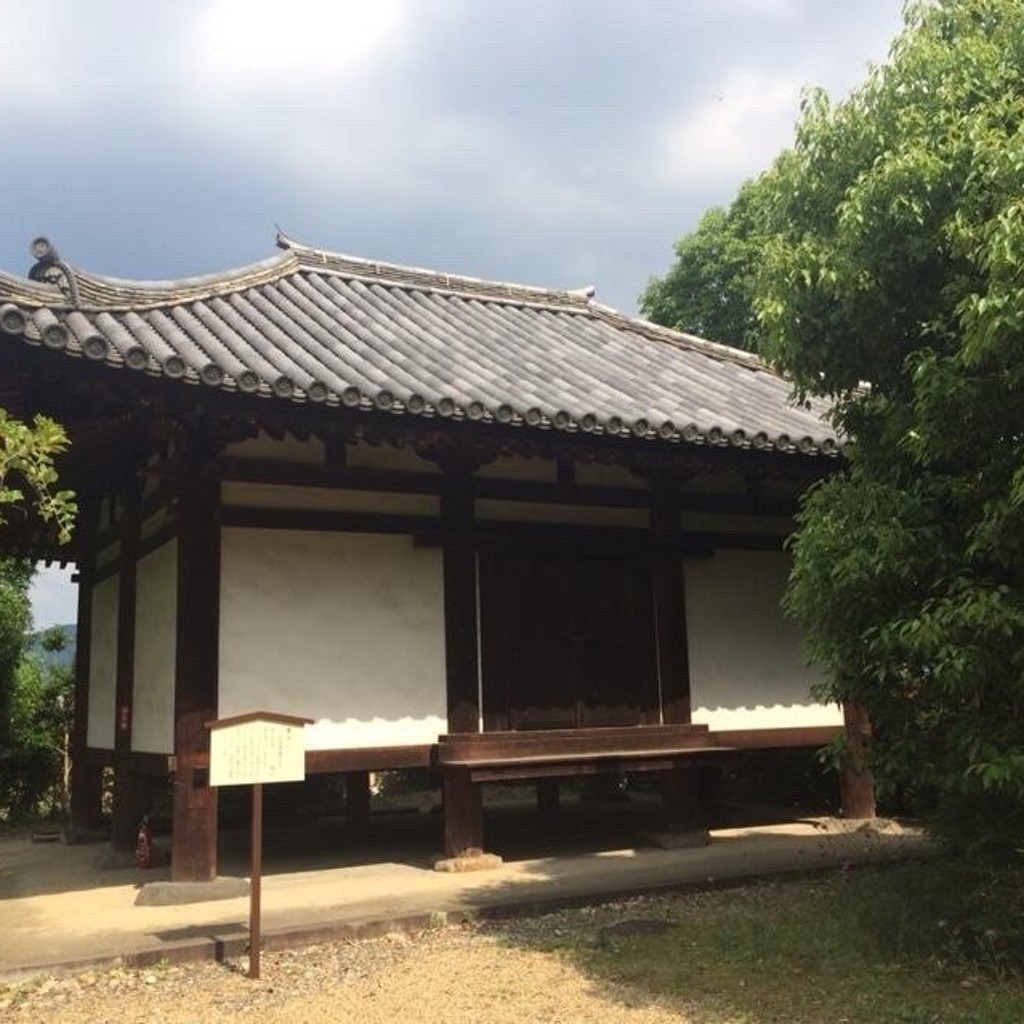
xmin=7 ymin=0 xmax=907 ymax=628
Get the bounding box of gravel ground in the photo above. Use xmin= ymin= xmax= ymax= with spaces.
xmin=0 ymin=896 xmax=702 ymax=1024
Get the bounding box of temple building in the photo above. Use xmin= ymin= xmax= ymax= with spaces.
xmin=0 ymin=235 xmax=872 ymax=881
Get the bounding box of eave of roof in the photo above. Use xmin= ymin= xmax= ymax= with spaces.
xmin=0 ymin=235 xmax=840 ymax=457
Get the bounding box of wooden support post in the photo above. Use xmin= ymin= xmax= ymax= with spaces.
xmin=70 ymin=500 xmax=104 ymax=835
xmin=651 ymin=481 xmax=692 ymax=724
xmin=443 ymin=769 xmax=483 ymax=857
xmin=171 ymin=452 xmax=222 ymax=882
xmin=662 ymin=762 xmax=703 ymax=833
xmin=441 ymin=469 xmax=480 ymax=734
xmin=111 ymin=483 xmax=146 ymax=853
xmin=250 ymin=783 xmax=263 ymax=981
xmin=840 ymin=703 xmax=876 ymax=819
xmin=346 ymin=770 xmax=371 ymax=837
xmin=537 ymin=778 xmax=560 ymax=821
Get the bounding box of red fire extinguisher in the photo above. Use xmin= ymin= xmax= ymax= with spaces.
xmin=136 ymin=815 xmax=153 ymax=869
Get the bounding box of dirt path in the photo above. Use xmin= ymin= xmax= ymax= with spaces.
xmin=1 ymin=902 xmax=698 ymax=1024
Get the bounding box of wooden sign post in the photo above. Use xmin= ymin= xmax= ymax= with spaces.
xmin=207 ymin=712 xmax=311 ymax=980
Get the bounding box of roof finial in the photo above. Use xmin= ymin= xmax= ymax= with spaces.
xmin=27 ymin=237 xmax=82 ymax=307
xmin=275 ymin=227 xmax=300 ymax=251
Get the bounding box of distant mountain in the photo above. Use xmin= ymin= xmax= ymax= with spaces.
xmin=26 ymin=624 xmax=76 ymax=670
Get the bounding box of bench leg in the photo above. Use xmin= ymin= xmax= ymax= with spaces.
xmin=662 ymin=762 xmax=703 ymax=833
xmin=537 ymin=778 xmax=560 ymax=822
xmin=443 ymin=769 xmax=483 ymax=857
xmin=346 ymin=771 xmax=371 ymax=838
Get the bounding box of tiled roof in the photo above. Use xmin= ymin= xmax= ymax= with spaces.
xmin=0 ymin=235 xmax=839 ymax=456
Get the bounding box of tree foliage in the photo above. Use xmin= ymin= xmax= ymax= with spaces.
xmin=639 ymin=170 xmax=782 ymax=350
xmin=752 ymin=0 xmax=1024 ymax=851
xmin=649 ymin=0 xmax=1024 ymax=850
xmin=0 ymin=559 xmax=33 ymax=756
xmin=0 ymin=564 xmax=75 ymax=820
xmin=0 ymin=408 xmax=76 ymax=544
xmin=5 ymin=626 xmax=75 ymax=819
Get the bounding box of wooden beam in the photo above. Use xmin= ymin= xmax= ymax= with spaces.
xmin=222 ymin=506 xmax=437 ymax=536
xmin=442 ymin=469 xmax=480 ymax=733
xmin=438 ymin=724 xmax=713 ymax=763
xmin=711 ymin=725 xmax=841 ymax=750
xmin=219 ymin=453 xmax=800 ymax=517
xmin=171 ymin=447 xmax=222 ymax=882
xmin=70 ymin=499 xmax=103 ymax=834
xmin=651 ymin=481 xmax=691 ymax=724
xmin=305 ymin=745 xmax=433 ymax=774
xmin=111 ymin=482 xmax=146 ymax=853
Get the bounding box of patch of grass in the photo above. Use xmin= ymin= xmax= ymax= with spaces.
xmin=552 ymin=860 xmax=1024 ymax=1024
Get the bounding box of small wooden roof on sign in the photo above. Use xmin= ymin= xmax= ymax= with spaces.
xmin=206 ymin=711 xmax=314 ymax=732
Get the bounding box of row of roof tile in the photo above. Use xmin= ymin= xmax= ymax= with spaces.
xmin=0 ymin=235 xmax=839 ymax=456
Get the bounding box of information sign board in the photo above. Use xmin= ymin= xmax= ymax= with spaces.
xmin=209 ymin=716 xmax=306 ymax=787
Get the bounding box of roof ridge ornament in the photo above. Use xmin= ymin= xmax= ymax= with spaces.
xmin=27 ymin=237 xmax=81 ymax=307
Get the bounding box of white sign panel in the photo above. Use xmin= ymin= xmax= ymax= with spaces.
xmin=209 ymin=718 xmax=306 ymax=787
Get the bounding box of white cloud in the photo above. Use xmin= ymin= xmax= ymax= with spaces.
xmin=717 ymin=0 xmax=799 ymax=17
xmin=658 ymin=67 xmax=807 ymax=190
xmin=189 ymin=0 xmax=405 ymax=93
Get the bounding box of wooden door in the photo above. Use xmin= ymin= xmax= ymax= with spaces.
xmin=479 ymin=547 xmax=658 ymax=731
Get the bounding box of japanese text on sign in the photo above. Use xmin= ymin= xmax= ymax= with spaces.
xmin=209 ymin=720 xmax=306 ymax=787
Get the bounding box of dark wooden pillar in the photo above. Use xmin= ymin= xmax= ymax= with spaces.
xmin=650 ymin=481 xmax=691 ymax=725
xmin=439 ymin=464 xmax=485 ymax=856
xmin=70 ymin=499 xmax=103 ymax=835
xmin=111 ymin=484 xmax=147 ymax=852
xmin=537 ymin=778 xmax=560 ymax=821
xmin=171 ymin=451 xmax=222 ymax=881
xmin=840 ymin=702 xmax=876 ymax=819
xmin=652 ymin=482 xmax=701 ymax=830
xmin=443 ymin=769 xmax=483 ymax=857
xmin=346 ymin=770 xmax=371 ymax=837
xmin=662 ymin=762 xmax=704 ymax=833
xmin=441 ymin=468 xmax=479 ymax=734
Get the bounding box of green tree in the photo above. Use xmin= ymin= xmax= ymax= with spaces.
xmin=752 ymin=0 xmax=1024 ymax=852
xmin=0 ymin=408 xmax=76 ymax=545
xmin=640 ymin=168 xmax=784 ymax=350
xmin=0 ymin=559 xmax=33 ymax=756
xmin=0 ymin=402 xmax=76 ymax=818
xmin=4 ymin=626 xmax=75 ymax=818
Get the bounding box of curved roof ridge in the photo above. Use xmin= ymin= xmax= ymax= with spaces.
xmin=65 ymin=253 xmax=299 ymax=310
xmin=585 ymin=298 xmax=767 ymax=373
xmin=277 ymin=231 xmax=593 ymax=310
xmin=0 ymin=269 xmax=66 ymax=306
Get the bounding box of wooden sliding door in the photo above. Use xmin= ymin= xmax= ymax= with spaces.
xmin=479 ymin=547 xmax=658 ymax=731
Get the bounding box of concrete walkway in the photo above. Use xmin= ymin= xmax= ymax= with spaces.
xmin=0 ymin=817 xmax=928 ymax=981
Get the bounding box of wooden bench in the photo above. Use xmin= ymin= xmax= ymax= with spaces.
xmin=437 ymin=724 xmax=729 ymax=782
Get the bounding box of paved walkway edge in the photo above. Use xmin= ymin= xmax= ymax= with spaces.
xmin=1 ymin=850 xmax=930 ymax=982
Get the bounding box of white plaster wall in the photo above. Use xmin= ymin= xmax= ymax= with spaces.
xmin=684 ymin=550 xmax=842 ymax=730
xmin=222 ymin=481 xmax=439 ymax=517
xmin=347 ymin=441 xmax=439 ymax=473
xmin=132 ymin=540 xmax=177 ymax=754
xmin=219 ymin=528 xmax=447 ymax=749
xmin=574 ymin=462 xmax=649 ymax=489
xmin=140 ymin=506 xmax=173 ymax=542
xmin=475 ymin=499 xmax=649 ymax=529
xmin=476 ymin=454 xmax=555 ymax=482
xmin=86 ymin=575 xmax=119 ymax=750
xmin=680 ymin=512 xmax=795 ymax=536
xmin=95 ymin=541 xmax=120 ymax=570
xmin=223 ymin=431 xmax=325 ymax=463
